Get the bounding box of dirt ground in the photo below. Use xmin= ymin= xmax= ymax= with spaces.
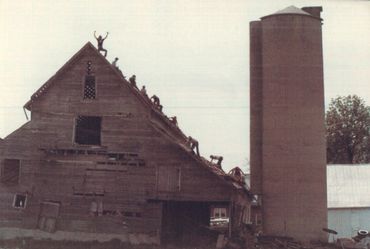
xmin=0 ymin=237 xmax=342 ymax=249
xmin=0 ymin=238 xmax=216 ymax=249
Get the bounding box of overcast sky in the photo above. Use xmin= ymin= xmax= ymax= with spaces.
xmin=0 ymin=0 xmax=369 ymax=172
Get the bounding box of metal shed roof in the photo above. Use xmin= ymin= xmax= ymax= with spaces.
xmin=327 ymin=164 xmax=370 ymax=209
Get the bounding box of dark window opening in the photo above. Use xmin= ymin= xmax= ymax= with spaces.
xmin=161 ymin=201 xmax=214 ymax=246
xmin=13 ymin=194 xmax=27 ymax=208
xmin=84 ymin=75 xmax=96 ymax=99
xmin=75 ymin=116 xmax=101 ymax=145
xmin=102 ymin=210 xmax=117 ymax=216
xmin=123 ymin=211 xmax=142 ymax=217
xmin=1 ymin=159 xmax=20 ymax=184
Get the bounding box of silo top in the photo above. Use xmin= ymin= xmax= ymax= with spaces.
xmin=261 ymin=5 xmax=320 ymax=20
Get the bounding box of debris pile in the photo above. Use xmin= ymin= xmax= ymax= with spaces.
xmin=256 ymin=235 xmax=306 ymax=249
xmin=337 ymin=230 xmax=370 ymax=249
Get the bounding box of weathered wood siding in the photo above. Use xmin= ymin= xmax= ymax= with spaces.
xmin=0 ymin=44 xmax=237 ymax=240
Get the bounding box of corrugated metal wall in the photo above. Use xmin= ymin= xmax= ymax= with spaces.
xmin=328 ymin=208 xmax=370 ymax=241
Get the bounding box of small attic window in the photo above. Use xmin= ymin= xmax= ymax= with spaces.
xmin=84 ymin=75 xmax=96 ymax=99
xmin=75 ymin=116 xmax=101 ymax=145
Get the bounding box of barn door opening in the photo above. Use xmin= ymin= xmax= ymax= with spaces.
xmin=161 ymin=201 xmax=219 ymax=246
xmin=38 ymin=201 xmax=60 ymax=233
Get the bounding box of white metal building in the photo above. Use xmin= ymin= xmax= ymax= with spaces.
xmin=327 ymin=164 xmax=370 ymax=240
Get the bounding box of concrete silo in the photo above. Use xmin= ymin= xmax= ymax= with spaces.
xmin=250 ymin=6 xmax=327 ymax=242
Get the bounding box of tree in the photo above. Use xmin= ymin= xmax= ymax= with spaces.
xmin=326 ymin=95 xmax=370 ymax=164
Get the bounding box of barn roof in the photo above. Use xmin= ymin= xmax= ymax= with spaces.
xmin=327 ymin=164 xmax=370 ymax=208
xmin=24 ymin=42 xmax=94 ymax=110
xmin=22 ymin=41 xmax=248 ymax=195
xmin=23 ymin=42 xmax=188 ymax=140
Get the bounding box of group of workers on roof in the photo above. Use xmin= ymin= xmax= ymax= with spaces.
xmin=94 ymin=32 xmax=228 ymax=170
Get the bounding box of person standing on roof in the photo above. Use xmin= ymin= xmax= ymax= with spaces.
xmin=94 ymin=31 xmax=109 ymax=57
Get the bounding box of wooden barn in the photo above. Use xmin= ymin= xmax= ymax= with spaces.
xmin=0 ymin=42 xmax=252 ymax=246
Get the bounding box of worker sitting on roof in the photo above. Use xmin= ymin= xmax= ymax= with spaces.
xmin=112 ymin=57 xmax=119 ymax=67
xmin=170 ymin=116 xmax=178 ymax=126
xmin=140 ymin=85 xmax=148 ymax=97
xmin=188 ymin=136 xmax=200 ymax=156
xmin=210 ymin=155 xmax=223 ymax=167
xmin=228 ymin=167 xmax=245 ymax=184
xmin=94 ymin=31 xmax=109 ymax=57
xmin=129 ymin=75 xmax=138 ymax=89
xmin=150 ymin=95 xmax=163 ymax=111
xmin=111 ymin=57 xmax=124 ymax=76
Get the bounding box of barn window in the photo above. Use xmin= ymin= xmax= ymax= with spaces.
xmin=1 ymin=159 xmax=20 ymax=184
xmin=213 ymin=207 xmax=227 ymax=218
xmin=89 ymin=200 xmax=103 ymax=216
xmin=84 ymin=75 xmax=96 ymax=99
xmin=13 ymin=194 xmax=27 ymax=208
xmin=242 ymin=205 xmax=252 ymax=224
xmin=74 ymin=116 xmax=102 ymax=145
xmin=38 ymin=201 xmax=61 ymax=232
xmin=157 ymin=167 xmax=181 ymax=192
xmin=210 ymin=206 xmax=229 ymax=228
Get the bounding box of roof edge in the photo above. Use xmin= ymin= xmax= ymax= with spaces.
xmin=261 ymin=12 xmax=322 ymax=21
xmin=328 ymin=206 xmax=370 ymax=210
xmin=261 ymin=5 xmax=322 ymax=21
xmin=148 ymin=120 xmax=250 ymax=194
xmin=24 ymin=42 xmax=96 ymax=110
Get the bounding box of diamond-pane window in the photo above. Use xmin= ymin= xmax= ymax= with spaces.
xmin=84 ymin=75 xmax=96 ymax=99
